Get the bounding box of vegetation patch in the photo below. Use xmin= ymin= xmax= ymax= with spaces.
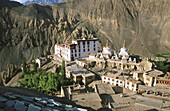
xmin=150 ymin=53 xmax=170 ymax=73
xmin=19 ymin=59 xmax=74 ymax=95
xmin=154 ymin=53 xmax=170 ymax=58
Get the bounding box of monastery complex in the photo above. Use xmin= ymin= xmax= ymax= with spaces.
xmin=36 ymin=37 xmax=170 ymax=109
xmin=53 ymin=37 xmax=169 ymax=93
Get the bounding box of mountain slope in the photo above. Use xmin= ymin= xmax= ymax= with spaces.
xmin=0 ymin=0 xmax=169 ymax=71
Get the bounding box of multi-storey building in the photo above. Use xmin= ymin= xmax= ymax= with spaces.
xmin=55 ymin=37 xmax=98 ymax=61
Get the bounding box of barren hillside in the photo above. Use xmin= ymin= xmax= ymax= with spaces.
xmin=0 ymin=0 xmax=169 ymax=72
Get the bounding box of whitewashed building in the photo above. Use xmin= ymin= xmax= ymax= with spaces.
xmin=55 ymin=37 xmax=98 ymax=61
xmin=101 ymin=70 xmax=141 ymax=91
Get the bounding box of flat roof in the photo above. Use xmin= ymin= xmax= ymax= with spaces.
xmin=139 ymin=85 xmax=170 ymax=93
xmin=66 ymin=65 xmax=87 ymax=73
xmin=71 ymin=93 xmax=101 ymax=102
xmin=146 ymin=69 xmax=164 ymax=77
xmin=95 ymin=84 xmax=115 ymax=95
xmin=82 ymin=73 xmax=95 ymax=77
xmin=73 ymin=38 xmax=98 ymax=42
xmin=102 ymin=70 xmax=129 ymax=80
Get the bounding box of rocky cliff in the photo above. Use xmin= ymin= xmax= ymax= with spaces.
xmin=0 ymin=0 xmax=169 ymax=72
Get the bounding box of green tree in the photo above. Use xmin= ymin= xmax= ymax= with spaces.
xmin=27 ymin=74 xmax=33 ymax=87
xmin=60 ymin=60 xmax=66 ymax=78
xmin=32 ymin=73 xmax=39 ymax=87
xmin=33 ymin=59 xmax=37 ymax=73
xmin=39 ymin=75 xmax=48 ymax=90
xmin=22 ymin=57 xmax=27 ymax=74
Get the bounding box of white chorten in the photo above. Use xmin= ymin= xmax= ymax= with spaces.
xmin=119 ymin=40 xmax=129 ymax=58
xmin=102 ymin=40 xmax=113 ymax=55
xmin=129 ymin=57 xmax=132 ymax=61
xmin=100 ymin=53 xmax=104 ymax=58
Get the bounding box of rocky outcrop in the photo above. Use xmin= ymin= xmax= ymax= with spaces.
xmin=0 ymin=65 xmax=21 ymax=85
xmin=0 ymin=0 xmax=169 ymax=71
xmin=0 ymin=0 xmax=22 ymax=8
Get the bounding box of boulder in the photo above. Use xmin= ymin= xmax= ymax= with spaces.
xmin=34 ymin=102 xmax=44 ymax=107
xmin=41 ymin=97 xmax=48 ymax=101
xmin=46 ymin=104 xmax=54 ymax=107
xmin=8 ymin=95 xmax=17 ymax=99
xmin=38 ymin=100 xmax=47 ymax=104
xmin=53 ymin=101 xmax=62 ymax=106
xmin=0 ymin=102 xmax=5 ymax=108
xmin=5 ymin=100 xmax=15 ymax=107
xmin=4 ymin=107 xmax=14 ymax=111
xmin=14 ymin=101 xmax=27 ymax=111
xmin=47 ymin=99 xmax=54 ymax=104
xmin=21 ymin=96 xmax=34 ymax=102
xmin=12 ymin=94 xmax=21 ymax=98
xmin=5 ymin=92 xmax=13 ymax=95
xmin=27 ymin=104 xmax=41 ymax=111
xmin=42 ymin=107 xmax=53 ymax=111
xmin=34 ymin=97 xmax=42 ymax=101
xmin=0 ymin=96 xmax=8 ymax=102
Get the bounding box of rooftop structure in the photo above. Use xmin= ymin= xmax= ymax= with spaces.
xmin=55 ymin=37 xmax=98 ymax=61
xmin=66 ymin=64 xmax=95 ymax=85
xmin=94 ymin=84 xmax=115 ymax=95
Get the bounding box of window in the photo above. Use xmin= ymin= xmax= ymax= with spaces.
xmin=83 ymin=49 xmax=85 ymax=52
xmin=79 ymin=49 xmax=81 ymax=52
xmin=87 ymin=41 xmax=90 ymax=44
xmin=75 ymin=54 xmax=77 ymax=57
xmin=88 ymin=48 xmax=90 ymax=51
xmin=94 ymin=48 xmax=96 ymax=51
xmin=108 ymin=78 xmax=110 ymax=80
xmin=71 ymin=50 xmax=73 ymax=53
xmin=75 ymin=50 xmax=77 ymax=53
xmin=79 ymin=53 xmax=80 ymax=56
xmin=71 ymin=54 xmax=73 ymax=57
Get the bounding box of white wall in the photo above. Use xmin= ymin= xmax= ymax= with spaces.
xmin=55 ymin=39 xmax=98 ymax=61
xmin=102 ymin=76 xmax=137 ymax=91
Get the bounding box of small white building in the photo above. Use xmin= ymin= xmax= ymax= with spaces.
xmin=55 ymin=37 xmax=98 ymax=61
xmin=35 ymin=57 xmax=48 ymax=68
